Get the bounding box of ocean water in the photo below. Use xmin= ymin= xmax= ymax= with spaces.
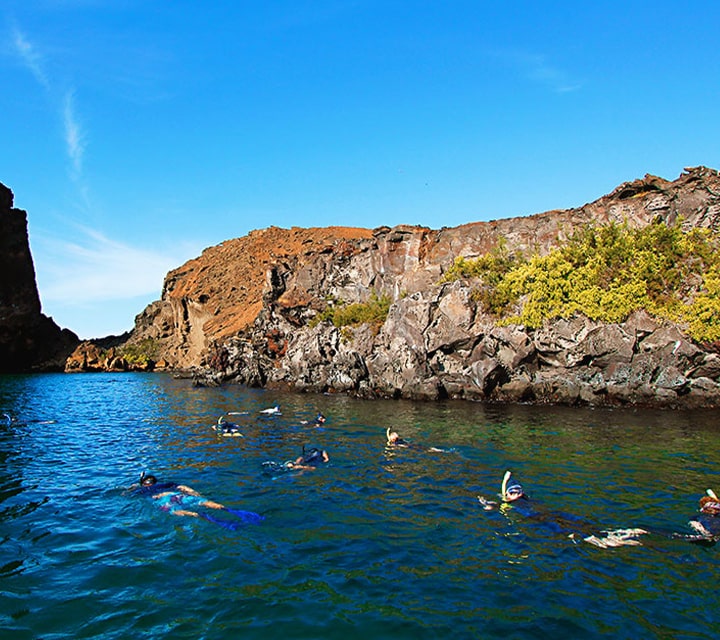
xmin=1 ymin=372 xmax=719 ymax=639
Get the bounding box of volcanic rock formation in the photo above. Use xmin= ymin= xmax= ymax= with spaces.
xmin=121 ymin=167 xmax=720 ymax=407
xmin=0 ymin=182 xmax=79 ymax=372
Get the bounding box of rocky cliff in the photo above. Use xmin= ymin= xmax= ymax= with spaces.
xmin=124 ymin=166 xmax=720 ymax=408
xmin=0 ymin=183 xmax=79 ymax=372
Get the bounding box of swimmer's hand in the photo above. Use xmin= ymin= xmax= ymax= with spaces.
xmin=478 ymin=496 xmax=497 ymax=511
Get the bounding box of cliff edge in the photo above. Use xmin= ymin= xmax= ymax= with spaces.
xmin=0 ymin=183 xmax=79 ymax=372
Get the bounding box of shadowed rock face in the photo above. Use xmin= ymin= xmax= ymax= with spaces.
xmin=0 ymin=183 xmax=79 ymax=372
xmin=123 ymin=167 xmax=720 ymax=407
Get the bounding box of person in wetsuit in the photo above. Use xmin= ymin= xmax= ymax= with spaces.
xmin=478 ymin=470 xmax=647 ymax=548
xmin=386 ymin=429 xmax=410 ymax=447
xmin=135 ymin=473 xmax=226 ymax=517
xmin=286 ymin=446 xmax=330 ymax=470
xmin=386 ymin=427 xmax=448 ymax=453
xmin=687 ymin=492 xmax=720 ymax=543
xmin=214 ymin=415 xmax=244 ymax=437
xmin=300 ymin=413 xmax=326 ymax=426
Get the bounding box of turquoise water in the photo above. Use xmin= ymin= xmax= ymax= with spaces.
xmin=1 ymin=373 xmax=719 ymax=639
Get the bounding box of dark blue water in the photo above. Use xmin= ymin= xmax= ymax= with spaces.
xmin=1 ymin=373 xmax=719 ymax=639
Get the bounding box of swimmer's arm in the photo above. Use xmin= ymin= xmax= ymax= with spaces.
xmin=478 ymin=496 xmax=498 ymax=511
xmin=123 ymin=482 xmax=140 ymax=495
xmin=287 ymin=462 xmax=315 ymax=471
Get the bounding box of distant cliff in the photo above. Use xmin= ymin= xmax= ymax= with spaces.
xmin=0 ymin=183 xmax=79 ymax=372
xmin=116 ymin=168 xmax=720 ymax=407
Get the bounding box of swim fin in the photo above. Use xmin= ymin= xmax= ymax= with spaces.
xmin=224 ymin=508 xmax=265 ymax=524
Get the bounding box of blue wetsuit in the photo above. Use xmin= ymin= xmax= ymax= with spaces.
xmin=155 ymin=491 xmax=206 ymax=513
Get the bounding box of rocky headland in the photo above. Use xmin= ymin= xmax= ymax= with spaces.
xmin=106 ymin=166 xmax=720 ymax=409
xmin=0 ymin=182 xmax=79 ymax=372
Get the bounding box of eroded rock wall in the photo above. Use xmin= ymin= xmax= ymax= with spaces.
xmin=130 ymin=167 xmax=720 ymax=407
xmin=0 ymin=183 xmax=79 ymax=372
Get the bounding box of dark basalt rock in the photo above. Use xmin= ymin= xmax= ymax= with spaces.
xmin=0 ymin=182 xmax=79 ymax=372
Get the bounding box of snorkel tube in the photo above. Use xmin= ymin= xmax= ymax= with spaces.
xmin=501 ymin=470 xmax=511 ymax=501
xmin=708 ymin=489 xmax=718 ymax=500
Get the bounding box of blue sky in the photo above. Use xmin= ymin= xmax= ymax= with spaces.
xmin=2 ymin=1 xmax=718 ymax=339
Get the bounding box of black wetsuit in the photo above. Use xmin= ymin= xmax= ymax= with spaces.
xmin=300 ymin=448 xmax=326 ymax=466
xmin=689 ymin=512 xmax=720 ymax=541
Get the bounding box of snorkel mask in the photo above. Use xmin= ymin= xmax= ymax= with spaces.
xmin=140 ymin=471 xmax=157 ymax=487
xmin=501 ymin=470 xmax=526 ymax=502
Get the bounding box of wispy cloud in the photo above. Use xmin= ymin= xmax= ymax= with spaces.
xmin=63 ymin=90 xmax=85 ymax=176
xmin=37 ymin=226 xmax=192 ymax=304
xmin=12 ymin=27 xmax=50 ymax=89
xmin=492 ymin=49 xmax=582 ymax=94
xmin=11 ymin=26 xmax=87 ymax=179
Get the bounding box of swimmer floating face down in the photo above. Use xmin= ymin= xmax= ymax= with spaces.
xmin=700 ymin=492 xmax=720 ymax=516
xmin=501 ymin=470 xmax=526 ymax=502
xmin=386 ymin=428 xmax=408 ymax=446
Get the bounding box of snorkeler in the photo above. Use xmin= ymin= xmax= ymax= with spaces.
xmin=386 ymin=428 xmax=410 ymax=447
xmin=478 ymin=471 xmax=647 ymax=548
xmin=300 ymin=413 xmax=327 ymax=426
xmin=214 ymin=414 xmax=244 ymax=437
xmin=286 ymin=445 xmax=330 ymax=470
xmin=686 ymin=489 xmax=720 ymax=543
xmin=477 ymin=470 xmax=527 ymax=510
xmin=386 ymin=427 xmax=447 ymax=452
xmin=135 ymin=473 xmax=226 ymax=517
xmin=133 ymin=472 xmax=263 ymax=527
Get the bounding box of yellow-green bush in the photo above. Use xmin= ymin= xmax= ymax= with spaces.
xmin=119 ymin=339 xmax=160 ymax=367
xmin=442 ymin=221 xmax=720 ymax=342
xmin=312 ymin=291 xmax=391 ymax=331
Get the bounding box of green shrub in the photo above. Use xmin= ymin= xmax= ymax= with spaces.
xmin=441 ymin=221 xmax=720 ymax=342
xmin=312 ymin=291 xmax=391 ymax=331
xmin=119 ymin=338 xmax=160 ymax=366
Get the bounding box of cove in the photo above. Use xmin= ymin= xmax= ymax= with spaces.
xmin=1 ymin=372 xmax=718 ymax=639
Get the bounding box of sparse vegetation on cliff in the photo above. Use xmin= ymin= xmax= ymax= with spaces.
xmin=118 ymin=338 xmax=160 ymax=367
xmin=442 ymin=220 xmax=720 ymax=342
xmin=311 ymin=291 xmax=391 ymax=331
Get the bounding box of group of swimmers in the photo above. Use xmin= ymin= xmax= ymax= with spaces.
xmin=129 ymin=408 xmax=720 ymax=546
xmin=134 ymin=406 xmax=332 ymax=523
xmin=214 ymin=409 xmax=326 ymax=437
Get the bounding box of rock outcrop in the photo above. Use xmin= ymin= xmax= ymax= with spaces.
xmin=127 ymin=167 xmax=720 ymax=407
xmin=0 ymin=182 xmax=79 ymax=372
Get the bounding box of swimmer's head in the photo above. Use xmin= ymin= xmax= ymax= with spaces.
xmin=504 ymin=483 xmax=525 ymax=502
xmin=699 ymin=496 xmax=720 ymax=515
xmin=316 ymin=414 xmax=326 ymax=424
xmin=141 ymin=474 xmax=157 ymax=487
xmin=387 ymin=428 xmax=401 ymax=444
